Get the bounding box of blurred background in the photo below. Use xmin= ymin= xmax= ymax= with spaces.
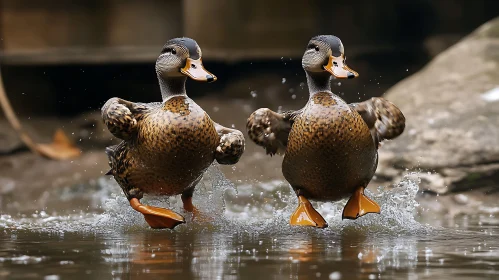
xmin=0 ymin=0 xmax=498 ymax=213
xmin=1 ymin=3 xmax=499 ymax=279
xmin=1 ymin=0 xmax=498 ymax=115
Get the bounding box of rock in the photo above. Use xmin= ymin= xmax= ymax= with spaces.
xmin=423 ymin=34 xmax=462 ymax=58
xmin=380 ymin=17 xmax=499 ymax=194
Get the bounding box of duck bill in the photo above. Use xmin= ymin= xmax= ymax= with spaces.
xmin=180 ymin=58 xmax=217 ymax=82
xmin=323 ymin=55 xmax=359 ymax=79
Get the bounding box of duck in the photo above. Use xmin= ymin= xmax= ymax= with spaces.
xmin=102 ymin=37 xmax=245 ymax=229
xmin=247 ymin=35 xmax=405 ymax=228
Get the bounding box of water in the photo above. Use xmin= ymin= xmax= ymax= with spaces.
xmin=1 ymin=166 xmax=498 ymax=279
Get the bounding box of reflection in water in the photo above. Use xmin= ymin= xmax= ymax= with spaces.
xmin=101 ymin=231 xmax=232 ymax=278
xmin=282 ymin=231 xmax=419 ymax=279
xmin=1 ymin=166 xmax=499 ymax=279
xmin=1 ymin=217 xmax=499 ymax=279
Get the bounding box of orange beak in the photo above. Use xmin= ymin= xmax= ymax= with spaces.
xmin=180 ymin=58 xmax=217 ymax=82
xmin=323 ymin=55 xmax=359 ymax=79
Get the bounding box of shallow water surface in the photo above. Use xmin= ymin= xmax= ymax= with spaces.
xmin=1 ymin=167 xmax=498 ymax=279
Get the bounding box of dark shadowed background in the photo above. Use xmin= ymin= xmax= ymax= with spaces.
xmin=1 ymin=0 xmax=498 ymax=116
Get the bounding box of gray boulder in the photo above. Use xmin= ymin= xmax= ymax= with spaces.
xmin=379 ymin=17 xmax=499 ymax=194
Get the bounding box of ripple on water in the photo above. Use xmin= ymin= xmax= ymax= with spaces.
xmin=0 ymin=255 xmax=45 ymax=264
xmin=0 ymin=166 xmax=428 ymax=235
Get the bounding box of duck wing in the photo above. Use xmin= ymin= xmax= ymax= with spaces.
xmin=214 ymin=123 xmax=246 ymax=164
xmin=101 ymin=97 xmax=149 ymax=141
xmin=350 ymin=97 xmax=405 ymax=147
xmin=246 ymin=108 xmax=301 ymax=156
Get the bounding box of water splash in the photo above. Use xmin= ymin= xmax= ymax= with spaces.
xmin=220 ymin=172 xmax=426 ymax=235
xmin=0 ymin=167 xmax=427 ymax=235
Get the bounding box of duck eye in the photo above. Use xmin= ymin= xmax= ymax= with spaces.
xmin=308 ymin=44 xmax=319 ymax=51
xmin=162 ymin=47 xmax=177 ymax=55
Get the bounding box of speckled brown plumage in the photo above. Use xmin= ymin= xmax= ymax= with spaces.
xmin=101 ymin=38 xmax=245 ymax=207
xmin=350 ymin=97 xmax=405 ymax=147
xmin=101 ymin=98 xmax=148 ymax=141
xmin=104 ymin=96 xmax=219 ymax=199
xmin=215 ymin=124 xmax=245 ymax=164
xmin=282 ymin=92 xmax=377 ymax=201
xmin=246 ymin=35 xmax=405 ymax=217
xmin=247 ymin=93 xmax=405 ymax=201
xmin=246 ymin=109 xmax=297 ymax=156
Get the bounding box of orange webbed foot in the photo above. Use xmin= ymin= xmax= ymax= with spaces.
xmin=130 ymin=198 xmax=185 ymax=229
xmin=290 ymin=196 xmax=328 ymax=228
xmin=342 ymin=187 xmax=381 ymax=220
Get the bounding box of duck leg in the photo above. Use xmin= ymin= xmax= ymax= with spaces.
xmin=290 ymin=195 xmax=328 ymax=228
xmin=130 ymin=198 xmax=185 ymax=229
xmin=342 ymin=187 xmax=380 ymax=220
xmin=181 ymin=186 xmax=214 ymax=222
xmin=181 ymin=187 xmax=199 ymax=215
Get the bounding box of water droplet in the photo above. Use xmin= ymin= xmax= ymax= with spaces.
xmin=291 ymin=94 xmax=297 ymax=99
xmin=250 ymin=90 xmax=258 ymax=98
xmin=282 ymin=78 xmax=286 ymax=84
xmin=329 ymin=272 xmax=341 ymax=279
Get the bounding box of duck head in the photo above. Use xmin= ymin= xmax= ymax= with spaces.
xmin=302 ymin=35 xmax=358 ymax=79
xmin=156 ymin=37 xmax=217 ymax=83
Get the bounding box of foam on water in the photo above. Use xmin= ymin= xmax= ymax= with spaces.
xmin=220 ymin=172 xmax=427 ymax=235
xmin=0 ymin=165 xmax=428 ymax=235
